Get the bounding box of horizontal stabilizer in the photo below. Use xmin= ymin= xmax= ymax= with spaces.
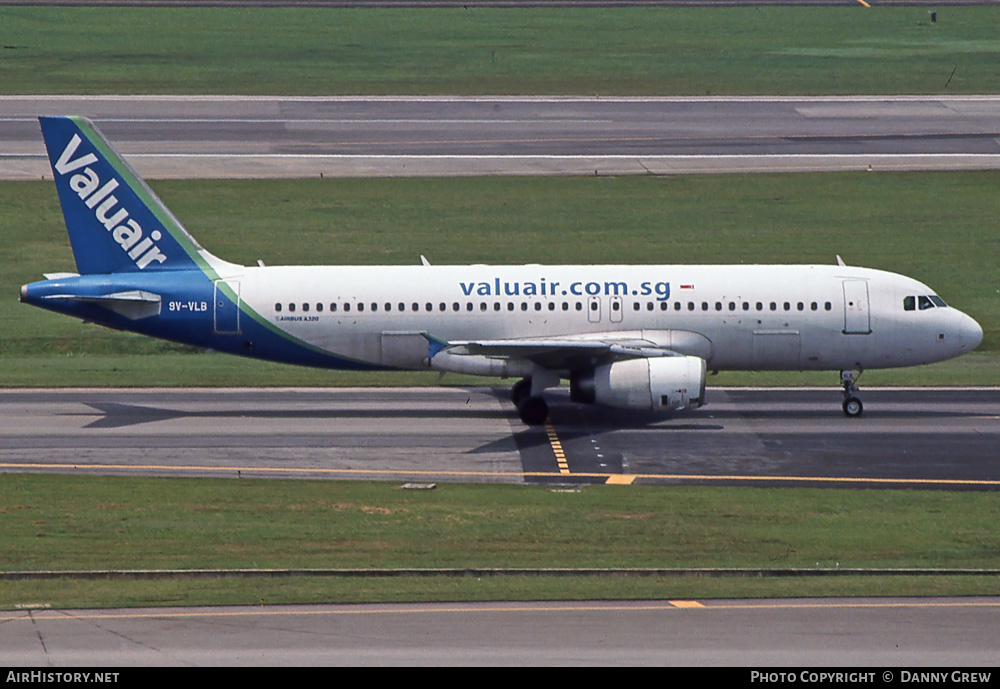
xmin=43 ymin=290 xmax=162 ymax=320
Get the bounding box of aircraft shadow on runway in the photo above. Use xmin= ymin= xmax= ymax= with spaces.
xmin=74 ymin=401 xmax=510 ymax=429
xmin=73 ymin=395 xmax=982 ymax=432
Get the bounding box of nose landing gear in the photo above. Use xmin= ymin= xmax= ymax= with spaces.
xmin=840 ymin=369 xmax=864 ymax=417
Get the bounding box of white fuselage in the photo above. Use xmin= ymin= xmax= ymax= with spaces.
xmin=226 ymin=263 xmax=982 ymax=373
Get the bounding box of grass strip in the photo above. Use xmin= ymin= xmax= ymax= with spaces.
xmin=2 ymin=7 xmax=1000 ymax=95
xmin=2 ymin=474 xmax=1000 ymax=608
xmin=6 ymin=575 xmax=1000 ymax=611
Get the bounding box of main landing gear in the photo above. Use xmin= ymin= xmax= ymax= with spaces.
xmin=511 ymin=377 xmax=549 ymax=426
xmin=840 ymin=369 xmax=864 ymax=417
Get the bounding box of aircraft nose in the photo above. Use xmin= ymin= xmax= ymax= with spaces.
xmin=960 ymin=314 xmax=983 ymax=352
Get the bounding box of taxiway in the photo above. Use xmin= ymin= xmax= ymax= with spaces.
xmin=3 ymin=598 xmax=998 ymax=666
xmin=3 ymin=95 xmax=1000 ymax=177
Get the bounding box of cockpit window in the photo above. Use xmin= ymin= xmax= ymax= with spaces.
xmin=905 ymin=295 xmax=948 ymax=311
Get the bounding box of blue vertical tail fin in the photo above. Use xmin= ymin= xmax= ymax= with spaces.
xmin=39 ymin=116 xmax=224 ymax=275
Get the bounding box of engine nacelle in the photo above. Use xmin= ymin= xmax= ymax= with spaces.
xmin=570 ymin=356 xmax=707 ymax=412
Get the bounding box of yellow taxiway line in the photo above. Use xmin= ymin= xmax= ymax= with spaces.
xmin=4 ymin=462 xmax=1000 ymax=488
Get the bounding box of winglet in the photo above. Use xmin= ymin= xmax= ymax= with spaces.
xmin=422 ymin=333 xmax=449 ymax=358
xmin=38 ymin=116 xmax=220 ymax=275
xmin=836 ymin=255 xmax=847 ymax=266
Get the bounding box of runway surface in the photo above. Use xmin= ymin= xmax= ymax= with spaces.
xmin=3 ymin=598 xmax=999 ymax=666
xmin=3 ymin=95 xmax=1000 ymax=177
xmin=2 ymin=387 xmax=998 ymax=488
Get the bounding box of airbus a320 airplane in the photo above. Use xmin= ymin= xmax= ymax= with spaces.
xmin=20 ymin=116 xmax=983 ymax=425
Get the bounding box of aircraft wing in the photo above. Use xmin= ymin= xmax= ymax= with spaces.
xmin=434 ymin=329 xmax=712 ymax=371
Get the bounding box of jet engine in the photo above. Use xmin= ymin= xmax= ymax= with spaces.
xmin=570 ymin=356 xmax=707 ymax=412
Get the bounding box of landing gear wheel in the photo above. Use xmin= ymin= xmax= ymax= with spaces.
xmin=517 ymin=396 xmax=549 ymax=426
xmin=842 ymin=396 xmax=863 ymax=417
xmin=839 ymin=369 xmax=864 ymax=418
xmin=511 ymin=378 xmax=532 ymax=407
